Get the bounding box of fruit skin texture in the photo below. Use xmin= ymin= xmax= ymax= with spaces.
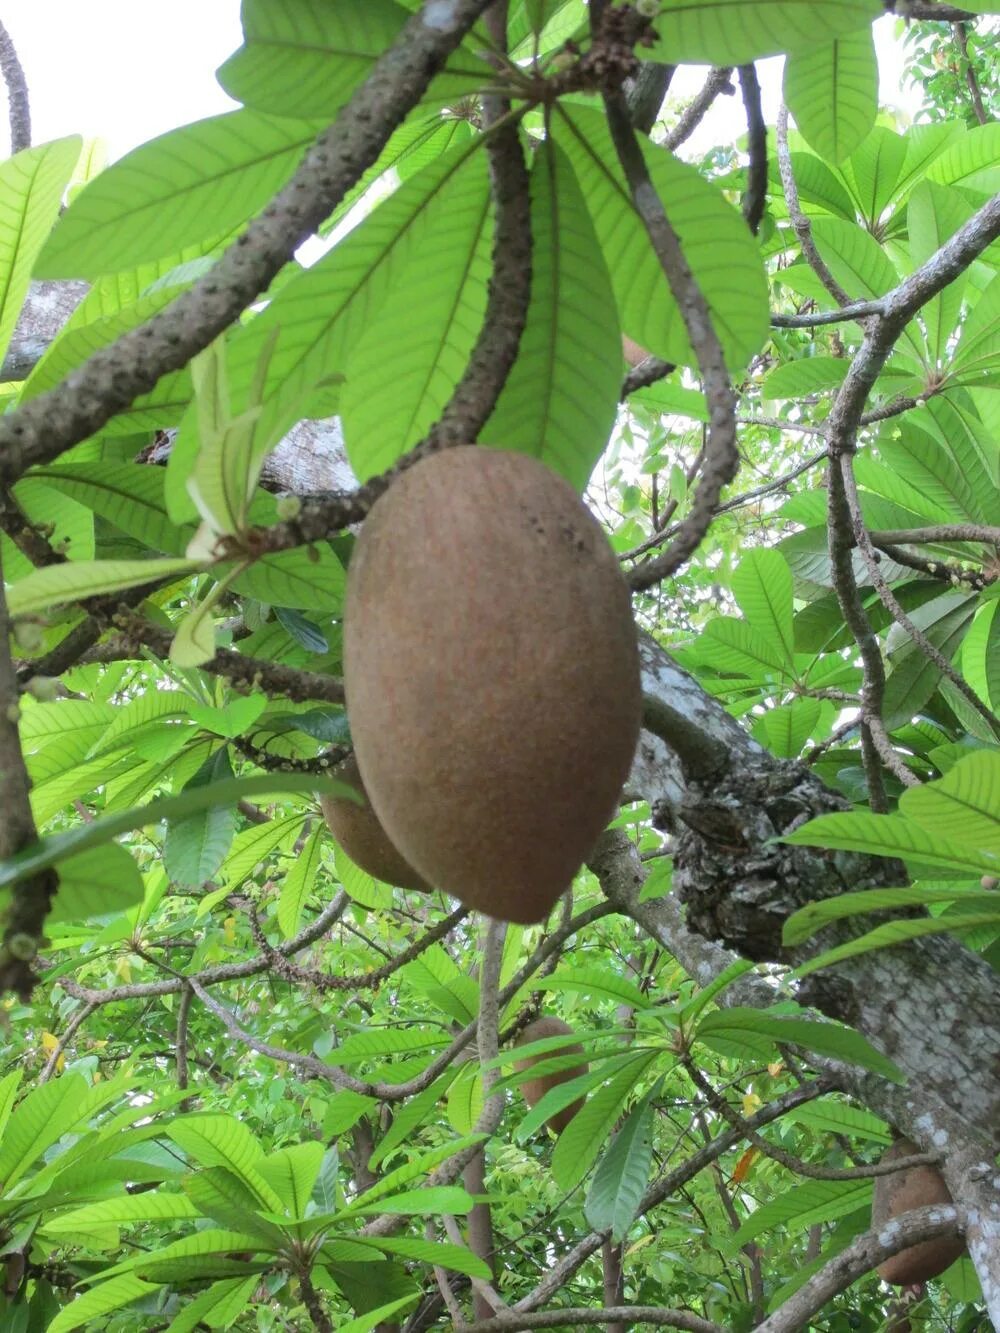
xmin=343 ymin=446 xmax=642 ymax=924
xmin=871 ymin=1138 xmax=965 ymax=1285
xmin=319 ymin=755 xmax=430 ymax=892
xmin=514 ymin=1016 xmax=588 ymax=1134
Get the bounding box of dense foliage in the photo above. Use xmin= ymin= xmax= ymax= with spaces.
xmin=0 ymin=2 xmax=998 ymax=1331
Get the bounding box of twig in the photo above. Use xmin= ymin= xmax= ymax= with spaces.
xmin=664 ymin=67 xmax=733 ymax=152
xmin=0 ymin=18 xmax=30 ymax=153
xmin=771 ymin=301 xmax=884 ymax=328
xmin=601 ymin=84 xmax=737 ymax=585
xmin=776 ymin=104 xmax=854 ymax=308
xmin=869 ymin=524 xmax=1000 ymax=546
xmin=464 ymin=1310 xmax=723 ymax=1332
xmin=37 ymin=1000 xmax=98 ymax=1083
xmin=684 ymin=1058 xmax=940 ymax=1180
xmin=840 ymin=455 xmax=1000 ymax=740
xmin=176 ymin=984 xmax=193 ymax=1108
xmin=952 ymin=21 xmax=989 ymax=124
xmin=0 ymin=0 xmax=498 ymax=486
xmin=737 ymin=65 xmax=766 ymax=236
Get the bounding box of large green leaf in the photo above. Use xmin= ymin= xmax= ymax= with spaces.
xmin=908 ymin=182 xmax=974 ymax=367
xmin=482 ymin=139 xmax=621 ymax=491
xmin=642 ymin=0 xmax=879 ymax=64
xmin=809 ymin=217 xmax=903 ymax=301
xmin=783 ymin=28 xmax=876 ymax=165
xmin=899 ymin=751 xmax=1000 ymax=852
xmin=732 ymin=1177 xmax=871 ymax=1245
xmin=882 ymin=592 xmax=977 ymax=730
xmin=926 ymin=122 xmax=1000 ymax=195
xmin=877 ymin=428 xmax=986 ymax=523
xmin=6 ymin=556 xmax=200 ymax=616
xmin=555 ymin=105 xmax=768 ymax=374
xmin=258 ymin=1141 xmax=326 ymax=1216
xmin=0 ymin=774 xmax=347 ymax=890
xmin=0 ymin=137 xmax=82 ymax=363
xmin=49 ymin=841 xmax=144 ymax=924
xmin=277 ymin=822 xmax=323 ymax=938
xmin=731 ymin=549 xmax=795 ymax=667
xmin=951 ymin=269 xmax=1000 ymax=383
xmin=20 ymin=287 xmax=192 ymax=429
xmin=219 ymin=0 xmax=484 ymax=118
xmin=46 ymin=1274 xmax=161 ymax=1333
xmin=219 ymin=135 xmax=484 ymax=476
xmin=36 ymin=110 xmax=324 ymax=278
xmin=31 ymin=462 xmax=194 ymax=556
xmin=783 ymin=810 xmax=1000 ymax=878
xmin=162 ymin=1276 xmax=260 ymax=1333
xmin=230 ymin=545 xmax=347 ymax=611
xmin=751 ymin=697 xmax=823 ymax=759
xmin=698 ymin=618 xmax=794 ymax=681
xmin=762 ymin=356 xmax=849 ymax=400
xmin=550 ymin=1053 xmax=659 ymax=1192
xmin=337 ymin=148 xmax=492 ymax=477
xmin=695 ymin=1009 xmax=903 ymax=1081
xmin=836 ymin=125 xmax=907 ymax=224
xmin=584 ymin=1099 xmax=654 ymax=1242
xmin=167 ymin=1116 xmax=284 ymax=1212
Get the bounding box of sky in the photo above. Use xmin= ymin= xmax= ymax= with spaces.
xmin=3 ymin=2 xmax=923 ymax=164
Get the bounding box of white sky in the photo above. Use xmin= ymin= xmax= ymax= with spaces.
xmin=2 ymin=3 xmax=920 ymax=162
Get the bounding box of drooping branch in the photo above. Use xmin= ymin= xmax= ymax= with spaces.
xmin=0 ymin=0 xmax=498 ymax=486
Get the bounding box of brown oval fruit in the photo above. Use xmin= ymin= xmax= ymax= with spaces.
xmin=514 ymin=1016 xmax=588 ymax=1134
xmin=319 ymin=755 xmax=430 ymax=892
xmin=872 ymin=1138 xmax=965 ymax=1285
xmin=343 ymin=446 xmax=642 ymax=924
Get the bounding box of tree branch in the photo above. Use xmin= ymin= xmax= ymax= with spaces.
xmin=0 ymin=17 xmax=30 ymax=154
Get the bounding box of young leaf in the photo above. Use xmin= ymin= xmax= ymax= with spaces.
xmin=6 ymin=556 xmax=201 ymax=616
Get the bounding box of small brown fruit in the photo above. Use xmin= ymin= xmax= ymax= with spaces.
xmin=343 ymin=446 xmax=642 ymax=924
xmin=622 ymin=335 xmax=650 ymax=368
xmin=514 ymin=1016 xmax=588 ymax=1134
xmin=319 ymin=755 xmax=430 ymax=892
xmin=871 ymin=1138 xmax=965 ymax=1285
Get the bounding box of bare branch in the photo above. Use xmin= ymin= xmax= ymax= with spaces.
xmin=0 ymin=18 xmax=30 ymax=153
xmin=465 ymin=1309 xmax=723 ymax=1332
xmin=737 ymin=65 xmax=767 ymax=236
xmin=776 ymin=104 xmax=855 ymax=308
xmin=664 ymin=67 xmax=733 ymax=153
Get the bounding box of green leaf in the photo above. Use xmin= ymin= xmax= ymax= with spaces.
xmin=530 ymin=965 xmax=652 ymax=1011
xmin=219 ymin=0 xmax=483 ymax=119
xmin=698 ymin=617 xmax=794 ymax=680
xmin=258 ymin=1141 xmax=326 ymax=1216
xmin=731 ymin=549 xmax=794 ymax=667
xmin=482 ymin=138 xmax=622 ymax=492
xmin=44 ymin=1193 xmax=201 ymax=1234
xmin=167 ymin=1116 xmax=284 ymax=1212
xmin=31 ymin=462 xmax=194 ymax=557
xmin=162 ymin=1276 xmax=260 ymax=1333
xmin=839 ymin=125 xmax=907 ymax=223
xmin=277 ymin=822 xmax=324 ymax=938
xmin=926 ymin=121 xmax=1000 ymax=194
xmin=752 ymin=697 xmax=823 ymax=759
xmin=0 ymin=774 xmax=340 ymax=891
xmin=45 ymin=1275 xmax=160 ymax=1333
xmin=220 ymin=813 xmax=308 ymax=890
xmin=333 ymin=1297 xmax=417 ymax=1333
xmin=0 ymin=1076 xmax=93 ymax=1190
xmin=365 ymin=1235 xmax=491 ymax=1278
xmin=51 ymin=841 xmax=144 ymax=924
xmin=0 ymin=138 xmax=82 ymax=364
xmin=809 ymin=216 xmax=903 ymax=301
xmin=347 ymin=1186 xmax=474 ymax=1217
xmin=783 ymin=27 xmax=877 ymax=164
xmin=584 ymin=1099 xmax=654 ymax=1241
xmin=695 ymin=1009 xmax=903 ymax=1082
xmin=791 ymin=910 xmax=1000 ymax=979
xmin=183 ymin=1168 xmax=288 ymax=1245
xmin=36 ymin=111 xmax=323 ymax=278
xmin=231 ymin=545 xmax=347 ymax=612
xmin=6 ymin=556 xmax=201 ymax=616
xmin=732 ymin=1177 xmax=871 ymax=1245
xmin=783 ymin=809 xmax=1000 ymax=877
xmin=337 ymin=146 xmax=492 ymax=477
xmin=550 ymin=1052 xmax=659 ymax=1192
xmin=164 ymin=749 xmax=238 ymax=887
xmin=952 ymin=269 xmax=1000 ymax=382
xmin=762 ymin=356 xmax=849 ymax=400
xmin=642 ymin=0 xmax=879 ymax=64
xmin=882 ymin=592 xmax=977 ymax=730
xmin=907 ymin=182 xmax=974 ymax=367
xmin=323 ymin=1091 xmax=379 ymax=1138
xmin=783 ymin=882 xmax=1000 ymax=946
xmin=220 ymin=135 xmax=483 ymax=476
xmin=898 ymin=751 xmax=1000 ymax=853
xmin=555 ymin=105 xmax=768 ymax=374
